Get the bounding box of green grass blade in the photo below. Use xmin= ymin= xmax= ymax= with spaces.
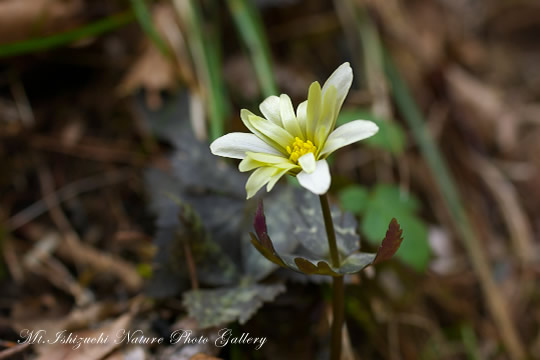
xmin=172 ymin=0 xmax=230 ymax=140
xmin=460 ymin=324 xmax=481 ymax=360
xmin=0 ymin=12 xmax=135 ymax=58
xmin=129 ymin=0 xmax=170 ymax=57
xmin=383 ymin=51 xmax=526 ymax=359
xmin=226 ymin=0 xmax=278 ymax=97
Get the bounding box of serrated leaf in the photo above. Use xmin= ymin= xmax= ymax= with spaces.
xmin=251 ymin=202 xmax=408 ymax=276
xmin=373 ymin=218 xmax=404 ymax=264
xmin=183 ymin=284 xmax=285 ymax=328
xmin=339 ymin=185 xmax=369 ymax=214
xmin=250 ymin=195 xmax=382 ymax=276
xmin=337 ymin=109 xmax=406 ymax=154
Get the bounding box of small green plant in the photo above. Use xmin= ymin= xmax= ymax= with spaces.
xmin=340 ymin=184 xmax=430 ymax=271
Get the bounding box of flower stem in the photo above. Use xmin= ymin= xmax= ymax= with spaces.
xmin=319 ymin=194 xmax=344 ymax=360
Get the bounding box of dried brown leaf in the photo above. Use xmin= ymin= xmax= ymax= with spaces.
xmin=0 ymin=0 xmax=82 ymax=44
xmin=117 ymin=42 xmax=177 ymax=109
xmin=190 ymin=353 xmax=223 ymax=360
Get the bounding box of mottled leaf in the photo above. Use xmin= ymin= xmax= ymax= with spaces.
xmin=145 ymin=170 xmax=241 ymax=296
xmin=292 ymin=191 xmax=360 ymax=258
xmin=243 ymin=188 xmax=300 ymax=281
xmin=183 ymin=284 xmax=285 ymax=328
xmin=250 ymin=194 xmax=406 ymax=276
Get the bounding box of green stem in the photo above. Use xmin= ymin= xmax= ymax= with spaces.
xmin=319 ymin=194 xmax=344 ymax=360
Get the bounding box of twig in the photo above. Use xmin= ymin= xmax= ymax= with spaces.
xmin=1 ymin=237 xmax=24 ymax=283
xmin=21 ymin=217 xmax=93 ymax=305
xmin=468 ymin=152 xmax=534 ymax=266
xmin=10 ymin=79 xmax=34 ymax=127
xmin=7 ymin=169 xmax=131 ymax=231
xmin=36 ymin=165 xmax=142 ymax=292
xmin=0 ymin=342 xmax=30 ymax=360
xmin=28 ymin=134 xmax=145 ymax=164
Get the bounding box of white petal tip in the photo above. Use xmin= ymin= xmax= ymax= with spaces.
xmin=297 ymin=160 xmax=331 ymax=195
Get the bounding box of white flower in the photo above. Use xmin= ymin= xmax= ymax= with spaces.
xmin=210 ymin=62 xmax=379 ymax=199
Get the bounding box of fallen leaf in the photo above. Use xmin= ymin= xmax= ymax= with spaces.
xmin=190 ymin=354 xmax=223 ymax=360
xmin=34 ymin=313 xmax=132 ymax=360
xmin=0 ymin=0 xmax=82 ymax=44
xmin=118 ymin=42 xmax=177 ymax=109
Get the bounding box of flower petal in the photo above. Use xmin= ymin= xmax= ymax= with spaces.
xmin=315 ymin=85 xmax=337 ymax=147
xmin=248 ymin=114 xmax=295 ymax=150
xmin=320 ymin=120 xmax=379 ymax=157
xmin=306 ymin=81 xmax=322 ymax=141
xmin=246 ymin=167 xmax=277 ymax=199
xmin=267 ymin=164 xmax=296 ymax=191
xmin=298 ymin=152 xmax=316 ymax=173
xmin=322 ymin=62 xmax=353 ymax=113
xmin=240 ymin=109 xmax=287 ymax=150
xmin=259 ymin=95 xmax=282 ymax=126
xmin=210 ymin=132 xmax=282 ymax=159
xmin=296 ymin=100 xmax=307 ymax=135
xmin=280 ymin=94 xmax=304 ymax=139
xmin=297 ymin=159 xmax=331 ymax=195
xmin=246 ymin=151 xmax=289 ymax=164
xmin=239 ymin=156 xmax=261 ymax=172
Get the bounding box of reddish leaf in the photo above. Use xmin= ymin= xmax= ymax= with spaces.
xmin=373 ymin=218 xmax=404 ymax=265
xmin=253 ymin=200 xmax=275 ymax=252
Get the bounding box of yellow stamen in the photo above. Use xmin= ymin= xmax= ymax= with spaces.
xmin=288 ymin=137 xmax=317 ymax=164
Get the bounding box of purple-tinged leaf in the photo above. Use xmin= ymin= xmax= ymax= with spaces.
xmin=254 ymin=200 xmax=267 ymax=238
xmin=373 ymin=218 xmax=404 ymax=265
xmin=253 ymin=200 xmax=276 ymax=252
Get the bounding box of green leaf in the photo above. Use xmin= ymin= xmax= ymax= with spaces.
xmin=361 ymin=184 xmax=430 ymax=271
xmin=367 ymin=184 xmax=420 ymax=217
xmin=183 ymin=284 xmax=285 ymax=328
xmin=339 ymin=185 xmax=369 ymax=214
xmin=394 ymin=216 xmax=430 ymax=272
xmin=337 ymin=109 xmax=406 ymax=154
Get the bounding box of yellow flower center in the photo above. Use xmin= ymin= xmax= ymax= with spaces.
xmin=286 ymin=137 xmax=317 ymax=163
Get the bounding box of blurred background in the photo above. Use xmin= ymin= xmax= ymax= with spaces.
xmin=0 ymin=0 xmax=539 ymax=359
